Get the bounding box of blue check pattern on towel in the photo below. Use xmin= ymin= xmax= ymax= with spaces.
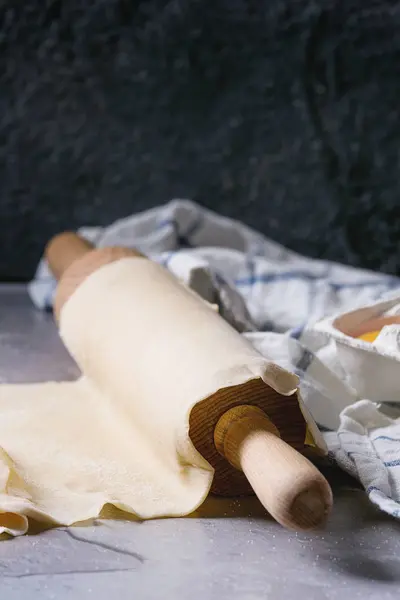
xmin=29 ymin=199 xmax=400 ymax=519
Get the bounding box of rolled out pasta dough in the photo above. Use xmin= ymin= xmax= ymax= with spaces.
xmin=0 ymin=258 xmax=303 ymax=536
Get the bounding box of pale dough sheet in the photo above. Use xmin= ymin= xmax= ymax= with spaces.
xmin=0 ymin=258 xmax=301 ymax=537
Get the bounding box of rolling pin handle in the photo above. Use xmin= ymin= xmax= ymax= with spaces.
xmin=214 ymin=405 xmax=333 ymax=530
xmin=45 ymin=232 xmax=145 ymax=319
xmin=45 ymin=232 xmax=95 ymax=281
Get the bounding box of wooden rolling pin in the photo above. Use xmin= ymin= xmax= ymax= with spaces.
xmin=45 ymin=232 xmax=333 ymax=531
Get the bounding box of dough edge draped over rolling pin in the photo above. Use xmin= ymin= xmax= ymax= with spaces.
xmin=0 ymin=257 xmax=324 ymax=536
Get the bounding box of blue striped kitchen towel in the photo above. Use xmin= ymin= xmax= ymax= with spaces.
xmin=29 ymin=199 xmax=400 ymax=519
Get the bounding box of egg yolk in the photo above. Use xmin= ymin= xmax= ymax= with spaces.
xmin=358 ymin=330 xmax=381 ymax=342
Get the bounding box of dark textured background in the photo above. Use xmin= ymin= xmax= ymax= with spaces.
xmin=1 ymin=0 xmax=400 ymax=281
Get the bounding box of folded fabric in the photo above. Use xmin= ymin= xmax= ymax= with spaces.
xmin=26 ymin=199 xmax=400 ymax=521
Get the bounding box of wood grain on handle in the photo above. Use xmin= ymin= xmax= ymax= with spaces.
xmin=214 ymin=405 xmax=333 ymax=530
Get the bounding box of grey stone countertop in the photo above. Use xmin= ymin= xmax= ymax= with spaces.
xmin=0 ymin=286 xmax=399 ymax=599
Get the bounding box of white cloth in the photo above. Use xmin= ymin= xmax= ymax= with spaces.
xmin=29 ymin=199 xmax=400 ymax=519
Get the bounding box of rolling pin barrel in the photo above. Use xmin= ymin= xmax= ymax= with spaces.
xmin=45 ymin=232 xmax=333 ymax=531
